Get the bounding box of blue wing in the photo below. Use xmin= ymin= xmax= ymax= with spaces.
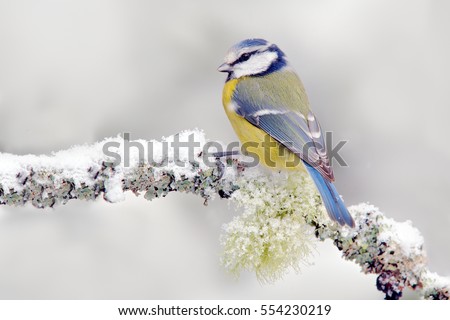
xmin=231 ymin=72 xmax=355 ymax=227
xmin=232 ymin=72 xmax=334 ymax=181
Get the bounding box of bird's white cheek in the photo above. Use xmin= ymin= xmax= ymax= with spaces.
xmin=232 ymin=66 xmax=247 ymax=79
xmin=233 ymin=51 xmax=278 ymax=78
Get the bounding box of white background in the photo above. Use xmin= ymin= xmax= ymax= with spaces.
xmin=0 ymin=0 xmax=449 ymax=299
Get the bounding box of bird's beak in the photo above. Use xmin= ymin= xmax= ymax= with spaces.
xmin=217 ymin=63 xmax=231 ymax=72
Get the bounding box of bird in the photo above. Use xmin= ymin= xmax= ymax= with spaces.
xmin=218 ymin=38 xmax=355 ymax=227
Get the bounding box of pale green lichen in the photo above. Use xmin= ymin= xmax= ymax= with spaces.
xmin=221 ymin=170 xmax=326 ymax=282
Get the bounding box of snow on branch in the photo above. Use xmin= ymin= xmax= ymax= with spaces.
xmin=0 ymin=130 xmax=238 ymax=207
xmin=0 ymin=129 xmax=448 ymax=300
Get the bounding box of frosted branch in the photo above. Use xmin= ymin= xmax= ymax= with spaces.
xmin=0 ymin=129 xmax=448 ymax=300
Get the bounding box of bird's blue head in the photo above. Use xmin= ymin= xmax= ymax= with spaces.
xmin=218 ymin=39 xmax=287 ymax=81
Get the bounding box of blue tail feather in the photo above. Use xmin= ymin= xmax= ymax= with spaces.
xmin=304 ymin=162 xmax=355 ymax=227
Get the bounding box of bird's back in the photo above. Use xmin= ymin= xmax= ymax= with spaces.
xmin=234 ymin=70 xmax=311 ymax=117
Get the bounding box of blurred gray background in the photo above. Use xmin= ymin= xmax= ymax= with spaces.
xmin=0 ymin=0 xmax=449 ymax=299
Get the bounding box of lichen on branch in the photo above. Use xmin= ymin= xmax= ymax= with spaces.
xmin=0 ymin=129 xmax=448 ymax=300
xmin=0 ymin=129 xmax=238 ymax=208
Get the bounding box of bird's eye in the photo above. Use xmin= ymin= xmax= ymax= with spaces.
xmin=240 ymin=52 xmax=251 ymax=62
xmin=230 ymin=51 xmax=256 ymax=66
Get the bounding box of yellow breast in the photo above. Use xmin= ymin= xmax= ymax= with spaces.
xmin=222 ymin=79 xmax=305 ymax=171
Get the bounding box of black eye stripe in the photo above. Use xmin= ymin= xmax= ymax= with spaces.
xmin=230 ymin=50 xmax=257 ymax=66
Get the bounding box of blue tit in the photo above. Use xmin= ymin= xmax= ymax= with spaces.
xmin=218 ymin=38 xmax=354 ymax=227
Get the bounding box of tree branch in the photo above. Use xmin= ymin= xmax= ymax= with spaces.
xmin=0 ymin=129 xmax=448 ymax=299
